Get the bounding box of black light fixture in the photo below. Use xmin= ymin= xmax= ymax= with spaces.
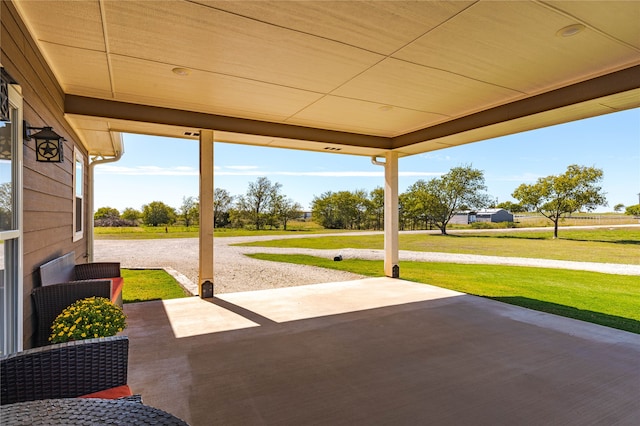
xmin=24 ymin=122 xmax=64 ymax=162
xmin=1 ymin=68 xmax=17 ymax=123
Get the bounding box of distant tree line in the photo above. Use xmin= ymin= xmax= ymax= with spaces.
xmin=312 ymin=188 xmax=384 ymax=230
xmin=311 ymin=165 xmax=498 ymax=234
xmin=95 ymin=164 xmax=621 ymax=237
xmin=95 ymin=177 xmax=302 ymax=231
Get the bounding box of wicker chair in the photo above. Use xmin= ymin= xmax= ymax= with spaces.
xmin=75 ymin=262 xmax=122 ymax=280
xmin=0 ymin=336 xmax=129 ymax=405
xmin=33 ymin=253 xmax=123 ymax=347
xmin=31 ymin=280 xmax=113 ymax=347
xmin=39 ymin=253 xmax=122 ymax=305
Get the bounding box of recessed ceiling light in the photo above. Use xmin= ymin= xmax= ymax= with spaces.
xmin=556 ymin=24 xmax=585 ymax=38
xmin=172 ymin=67 xmax=191 ymax=76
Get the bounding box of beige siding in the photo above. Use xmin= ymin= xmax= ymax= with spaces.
xmin=2 ymin=1 xmax=90 ymax=348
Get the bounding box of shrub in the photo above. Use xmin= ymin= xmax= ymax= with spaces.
xmin=50 ymin=297 xmax=127 ymax=343
xmin=94 ymin=217 xmax=137 ymax=227
xmin=625 ymin=204 xmax=640 ymax=217
xmin=470 ymin=222 xmax=494 ymax=229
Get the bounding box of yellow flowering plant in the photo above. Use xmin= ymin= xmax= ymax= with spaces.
xmin=49 ymin=297 xmax=127 ymax=344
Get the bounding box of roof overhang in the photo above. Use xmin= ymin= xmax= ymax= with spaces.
xmin=65 ymin=65 xmax=640 ymax=157
xmin=11 ymin=0 xmax=640 ymax=157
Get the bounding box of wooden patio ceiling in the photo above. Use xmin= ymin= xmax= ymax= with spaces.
xmin=12 ymin=0 xmax=640 ymax=158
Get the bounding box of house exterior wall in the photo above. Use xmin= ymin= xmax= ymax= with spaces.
xmin=2 ymin=1 xmax=90 ymax=348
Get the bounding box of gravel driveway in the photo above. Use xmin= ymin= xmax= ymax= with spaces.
xmin=94 ymin=230 xmax=640 ymax=295
xmin=93 ymin=236 xmax=366 ymax=294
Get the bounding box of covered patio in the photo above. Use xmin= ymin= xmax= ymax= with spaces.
xmin=2 ymin=1 xmax=639 ymax=422
xmin=7 ymin=0 xmax=640 ymax=296
xmin=124 ymin=277 xmax=640 ymax=425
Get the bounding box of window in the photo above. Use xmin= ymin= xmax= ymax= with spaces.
xmin=0 ymin=83 xmax=23 ymax=355
xmin=73 ymin=148 xmax=84 ymax=241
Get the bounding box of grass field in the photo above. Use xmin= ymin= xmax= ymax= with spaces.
xmin=113 ymin=224 xmax=639 ymax=332
xmin=513 ymin=213 xmax=637 ymax=228
xmin=238 ymin=227 xmax=640 ymax=265
xmin=93 ymin=214 xmax=638 ymax=240
xmin=94 ymin=221 xmax=343 ymax=239
xmin=121 ymin=269 xmax=189 ymax=303
xmin=247 ymin=254 xmax=640 ymax=334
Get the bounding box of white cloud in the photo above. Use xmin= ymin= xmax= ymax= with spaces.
xmin=96 ymin=165 xmax=442 ymax=179
xmin=214 ymin=170 xmax=442 ymax=178
xmin=95 ymin=165 xmax=198 ymax=176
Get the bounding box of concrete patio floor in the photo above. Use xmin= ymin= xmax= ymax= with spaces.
xmin=123 ymin=278 xmax=640 ymax=425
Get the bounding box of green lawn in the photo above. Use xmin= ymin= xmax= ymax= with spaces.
xmin=95 ymin=226 xmax=199 ymax=240
xmin=121 ymin=269 xmax=189 ymax=303
xmin=247 ymin=253 xmax=640 ymax=334
xmin=115 ymin=226 xmax=639 ymax=332
xmin=94 ymin=221 xmax=344 ymax=239
xmin=238 ymin=227 xmax=640 ymax=265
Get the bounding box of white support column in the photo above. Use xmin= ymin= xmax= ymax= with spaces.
xmin=199 ymin=130 xmax=215 ymax=297
xmin=384 ymin=151 xmax=399 ymax=278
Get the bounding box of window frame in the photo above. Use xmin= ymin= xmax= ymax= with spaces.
xmin=0 ymin=83 xmax=24 ymax=354
xmin=72 ymin=148 xmax=85 ymax=242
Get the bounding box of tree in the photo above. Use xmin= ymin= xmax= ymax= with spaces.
xmin=368 ymin=187 xmax=384 ymax=230
xmin=273 ymin=195 xmax=302 ymax=230
xmin=141 ymin=201 xmax=176 ymax=226
xmin=625 ymin=204 xmax=640 ymax=216
xmin=613 ymin=203 xmax=625 ymax=213
xmin=188 ymin=202 xmax=199 ymax=226
xmin=214 ymin=188 xmax=233 ymax=228
xmin=401 ymin=180 xmax=434 ymax=230
xmin=93 ymin=206 xmax=129 ymax=227
xmin=94 ymin=206 xmax=120 ymax=220
xmin=265 ymin=192 xmax=282 ymax=230
xmin=411 ymin=165 xmax=491 ymax=235
xmin=311 ymin=190 xmax=371 ymax=230
xmin=121 ymin=207 xmax=141 ymax=222
xmin=512 ymin=164 xmax=607 ymax=238
xmin=312 ymin=191 xmax=339 ymax=229
xmin=0 ymin=182 xmax=12 ymax=229
xmin=348 ymin=189 xmax=370 ymax=230
xmin=180 ymin=196 xmax=199 ymax=227
xmin=496 ymin=201 xmax=526 ymax=213
xmin=237 ymin=177 xmax=282 ymax=230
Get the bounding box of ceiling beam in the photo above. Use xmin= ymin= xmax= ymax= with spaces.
xmin=392 ymin=65 xmax=640 ymax=148
xmin=65 ymin=64 xmax=639 ymax=152
xmin=64 ymin=95 xmax=391 ymax=150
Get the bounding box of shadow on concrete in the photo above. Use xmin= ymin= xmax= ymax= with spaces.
xmin=206 ymin=297 xmax=278 ymax=327
xmin=124 ymin=284 xmax=640 ymax=426
xmin=490 ymin=296 xmax=640 ymax=334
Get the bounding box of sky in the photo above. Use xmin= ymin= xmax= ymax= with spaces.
xmin=94 ymin=108 xmax=640 ymax=214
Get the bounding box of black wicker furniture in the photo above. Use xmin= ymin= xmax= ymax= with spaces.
xmin=38 ymin=251 xmax=123 ymax=306
xmin=31 ymin=280 xmax=113 ymax=347
xmin=1 ymin=398 xmax=189 ymax=425
xmin=33 ymin=252 xmax=123 ymax=347
xmin=0 ymin=336 xmax=129 ymax=405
